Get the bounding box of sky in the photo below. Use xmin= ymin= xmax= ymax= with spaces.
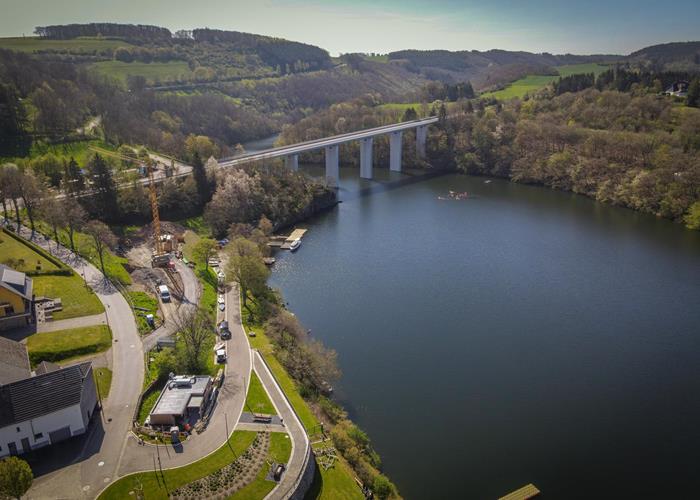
xmin=1 ymin=0 xmax=699 ymax=55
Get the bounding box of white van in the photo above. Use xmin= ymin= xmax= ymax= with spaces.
xmin=158 ymin=285 xmax=171 ymax=302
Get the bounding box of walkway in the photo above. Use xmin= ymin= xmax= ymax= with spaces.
xmin=253 ymin=351 xmax=310 ymax=500
xmin=15 ymin=228 xmax=144 ymax=500
xmin=37 ymin=313 xmax=107 ymax=333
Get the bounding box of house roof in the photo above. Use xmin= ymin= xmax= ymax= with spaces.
xmin=0 ymin=264 xmax=33 ymax=301
xmin=0 ymin=361 xmax=93 ymax=427
xmin=151 ymin=376 xmax=211 ymax=417
xmin=35 ymin=360 xmax=61 ymax=375
xmin=0 ymin=336 xmax=31 ymax=384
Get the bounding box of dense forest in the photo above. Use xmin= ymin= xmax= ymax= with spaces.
xmin=279 ymin=68 xmax=700 ymax=228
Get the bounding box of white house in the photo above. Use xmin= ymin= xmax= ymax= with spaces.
xmin=0 ymin=337 xmax=98 ymax=457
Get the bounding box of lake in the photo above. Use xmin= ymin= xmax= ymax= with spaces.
xmin=268 ymin=166 xmax=700 ymax=499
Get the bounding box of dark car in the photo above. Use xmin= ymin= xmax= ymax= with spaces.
xmin=218 ymin=320 xmax=231 ymax=340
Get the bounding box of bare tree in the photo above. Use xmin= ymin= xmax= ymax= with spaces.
xmin=84 ymin=220 xmax=117 ymax=277
xmin=39 ymin=196 xmax=65 ymax=251
xmin=172 ymin=308 xmax=212 ymax=373
xmin=17 ymin=170 xmax=45 ymax=232
xmin=64 ymin=201 xmax=87 ymax=252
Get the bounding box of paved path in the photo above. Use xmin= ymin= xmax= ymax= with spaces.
xmin=37 ymin=313 xmax=107 ymax=333
xmin=116 ymin=283 xmax=251 ymax=474
xmin=17 ymin=229 xmax=144 ymax=500
xmin=253 ymin=351 xmax=309 ymax=500
xmin=142 ymin=260 xmax=200 ymax=352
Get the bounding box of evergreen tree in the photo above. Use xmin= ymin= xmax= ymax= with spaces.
xmin=63 ymin=156 xmax=85 ymax=196
xmin=89 ymin=153 xmax=118 ymax=219
xmin=401 ymin=107 xmax=418 ymax=121
xmin=191 ymin=150 xmax=211 ymax=205
xmin=687 ymin=78 xmax=700 ymax=108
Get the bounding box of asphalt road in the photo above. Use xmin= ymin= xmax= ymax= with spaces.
xmin=116 ymin=283 xmax=251 ymax=475
xmin=17 ymin=229 xmax=144 ymax=500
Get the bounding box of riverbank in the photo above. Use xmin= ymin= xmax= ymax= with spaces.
xmin=241 ymin=293 xmax=400 ymax=500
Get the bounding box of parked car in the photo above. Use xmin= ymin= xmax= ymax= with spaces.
xmin=216 ymin=348 xmax=227 ymax=363
xmin=158 ymin=285 xmax=171 ymax=302
xmin=218 ymin=320 xmax=231 ymax=340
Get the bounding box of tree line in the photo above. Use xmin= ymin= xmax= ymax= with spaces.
xmin=34 ymin=23 xmax=172 ymax=41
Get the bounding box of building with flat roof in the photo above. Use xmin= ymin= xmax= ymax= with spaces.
xmin=0 ymin=337 xmax=98 ymax=457
xmin=149 ymin=375 xmax=212 ymax=427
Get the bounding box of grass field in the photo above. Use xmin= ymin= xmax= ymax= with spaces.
xmin=98 ymin=431 xmax=258 ymax=500
xmin=0 ymin=36 xmax=132 ymax=53
xmin=33 ymin=274 xmax=104 ymax=320
xmin=245 ymin=371 xmax=277 ymax=415
xmin=92 ymin=60 xmax=192 ymax=85
xmin=94 ymin=367 xmax=113 ymax=398
xmin=0 ymin=229 xmax=104 ymax=320
xmin=27 ymin=325 xmax=112 ymax=366
xmin=0 ymin=230 xmax=60 ymax=272
xmin=482 ymin=63 xmax=609 ymax=100
xmin=128 ymin=291 xmax=160 ymax=335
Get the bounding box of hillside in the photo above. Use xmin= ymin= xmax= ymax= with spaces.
xmin=626 ymin=41 xmax=700 ymax=71
xmin=387 ymin=48 xmax=621 ymax=89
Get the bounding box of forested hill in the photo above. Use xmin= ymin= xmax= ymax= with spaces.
xmin=387 ymin=49 xmax=622 ymax=86
xmin=627 ymin=41 xmax=700 ymax=71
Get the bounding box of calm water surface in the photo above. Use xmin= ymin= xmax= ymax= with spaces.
xmin=269 ymin=166 xmax=700 ymax=499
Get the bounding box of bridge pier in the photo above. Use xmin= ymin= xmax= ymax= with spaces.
xmin=359 ymin=137 xmax=373 ymax=179
xmin=285 ymin=154 xmax=299 ymax=171
xmin=416 ymin=125 xmax=427 ymax=159
xmin=325 ymin=145 xmax=339 ymax=187
xmin=390 ymin=131 xmax=403 ymax=172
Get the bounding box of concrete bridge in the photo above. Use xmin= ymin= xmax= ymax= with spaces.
xmin=217 ymin=116 xmax=438 ymax=186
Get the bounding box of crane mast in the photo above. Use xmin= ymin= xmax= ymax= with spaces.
xmin=88 ymin=146 xmax=170 ymax=267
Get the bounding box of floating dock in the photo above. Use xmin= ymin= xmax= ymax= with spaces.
xmin=280 ymin=228 xmax=307 ymax=250
xmin=499 ymin=484 xmax=540 ymax=500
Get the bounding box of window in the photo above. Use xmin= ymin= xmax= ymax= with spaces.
xmin=34 ymin=433 xmax=43 ymax=440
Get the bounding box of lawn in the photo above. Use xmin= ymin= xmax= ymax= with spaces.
xmin=0 ymin=230 xmax=59 ymax=272
xmin=482 ymin=63 xmax=609 ymax=100
xmin=245 ymin=371 xmax=277 ymax=415
xmin=137 ymin=380 xmax=165 ymax=424
xmin=228 ymin=432 xmax=293 ymax=500
xmin=91 ymin=60 xmax=192 ymax=85
xmin=128 ymin=291 xmax=160 ymax=335
xmin=33 ymin=274 xmax=104 ymax=320
xmin=27 ymin=325 xmax=112 ymax=366
xmin=0 ymin=228 xmax=104 ymax=320
xmin=0 ymin=36 xmax=133 ymax=53
xmin=94 ymin=367 xmax=113 ymax=399
xmin=98 ymin=431 xmax=257 ymax=500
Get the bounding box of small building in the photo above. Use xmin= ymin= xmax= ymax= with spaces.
xmin=0 ymin=264 xmax=33 ymax=331
xmin=664 ymin=81 xmax=689 ymax=98
xmin=0 ymin=338 xmax=98 ymax=457
xmin=149 ymin=375 xmax=212 ymax=427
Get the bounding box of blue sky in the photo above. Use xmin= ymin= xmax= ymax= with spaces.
xmin=2 ymin=0 xmax=699 ymax=55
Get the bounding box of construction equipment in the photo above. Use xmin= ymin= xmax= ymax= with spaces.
xmin=89 ymin=146 xmax=171 ymax=267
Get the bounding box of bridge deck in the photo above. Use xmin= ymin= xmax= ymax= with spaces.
xmin=218 ymin=116 xmax=438 ymax=168
xmin=499 ymin=484 xmax=540 ymax=500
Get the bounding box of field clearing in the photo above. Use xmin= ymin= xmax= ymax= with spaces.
xmin=92 ymin=60 xmax=192 ymax=84
xmin=0 ymin=36 xmax=132 ymax=53
xmin=482 ymin=63 xmax=609 ymax=100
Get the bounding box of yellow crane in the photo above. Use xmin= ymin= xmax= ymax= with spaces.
xmin=88 ymin=146 xmax=170 ymax=267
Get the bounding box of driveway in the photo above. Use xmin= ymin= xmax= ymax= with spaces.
xmin=16 ymin=229 xmax=144 ymax=500
xmin=143 ymin=259 xmax=200 ymax=352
